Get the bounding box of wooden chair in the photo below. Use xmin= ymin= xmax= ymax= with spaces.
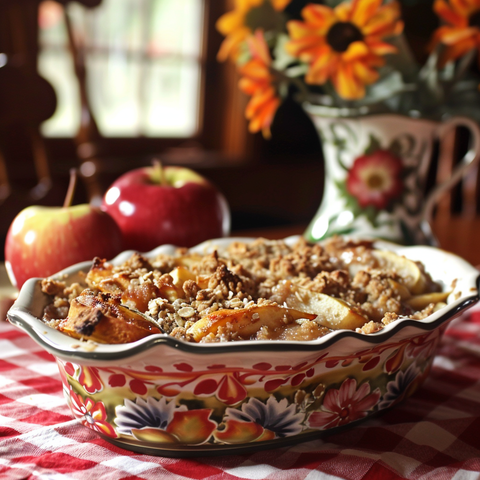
xmin=0 ymin=0 xmax=102 ymax=254
xmin=431 ymin=126 xmax=480 ymax=220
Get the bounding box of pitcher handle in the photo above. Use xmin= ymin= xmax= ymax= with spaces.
xmin=421 ymin=116 xmax=480 ymax=244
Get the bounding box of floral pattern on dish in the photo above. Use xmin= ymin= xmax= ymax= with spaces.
xmin=307 ymin=377 xmax=381 ymax=430
xmin=69 ymin=388 xmax=117 ymax=438
xmin=53 ymin=325 xmax=446 ymax=447
xmin=215 ymin=396 xmax=306 ymax=444
xmin=115 ymin=397 xmax=217 ymax=445
xmin=378 ymin=362 xmax=423 ymax=410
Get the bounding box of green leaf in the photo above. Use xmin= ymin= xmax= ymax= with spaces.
xmin=363 ymin=205 xmax=380 ymax=227
xmin=272 ymin=33 xmax=298 ymax=71
xmin=365 ymin=134 xmax=382 ymax=155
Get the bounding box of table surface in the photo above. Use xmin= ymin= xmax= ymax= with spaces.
xmin=2 ymin=220 xmax=480 ymax=480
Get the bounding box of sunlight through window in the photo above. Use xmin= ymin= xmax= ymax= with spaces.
xmin=38 ymin=0 xmax=204 ymax=138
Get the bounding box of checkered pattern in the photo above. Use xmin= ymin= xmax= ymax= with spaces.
xmin=2 ymin=307 xmax=480 ymax=480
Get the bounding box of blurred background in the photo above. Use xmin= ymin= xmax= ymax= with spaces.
xmin=0 ymin=0 xmax=467 ymax=260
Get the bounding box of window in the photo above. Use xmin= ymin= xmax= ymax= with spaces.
xmin=38 ymin=0 xmax=205 ymax=139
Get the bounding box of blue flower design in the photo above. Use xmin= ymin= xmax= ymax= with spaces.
xmin=114 ymin=397 xmax=187 ymax=435
xmin=224 ymin=396 xmax=305 ymax=437
xmin=378 ymin=363 xmax=420 ymax=410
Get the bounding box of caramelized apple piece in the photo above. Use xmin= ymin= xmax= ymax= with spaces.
xmin=156 ymin=273 xmax=184 ymax=302
xmin=170 ymin=266 xmax=196 ymax=287
xmin=121 ymin=282 xmax=160 ymax=312
xmin=372 ymin=250 xmax=427 ymax=295
xmin=387 ymin=279 xmax=411 ymax=300
xmin=59 ymin=291 xmax=162 ymax=344
xmin=406 ymin=291 xmax=450 ymax=310
xmin=86 ymin=257 xmax=131 ymax=294
xmin=174 ymin=253 xmax=203 ymax=269
xmin=187 ymin=305 xmax=316 ymax=342
xmin=281 ymin=283 xmax=368 ymax=330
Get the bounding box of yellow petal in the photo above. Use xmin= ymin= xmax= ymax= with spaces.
xmin=247 ymin=30 xmax=272 ymax=65
xmin=246 ymin=86 xmax=277 ymax=118
xmin=271 ymin=0 xmax=292 ymax=11
xmin=302 ymin=3 xmax=336 ymax=28
xmin=439 ymin=36 xmax=478 ymax=65
xmin=362 ymin=3 xmax=403 ymax=37
xmin=216 ymin=11 xmax=245 ymax=35
xmin=334 ymin=2 xmax=353 ymax=22
xmin=247 ymin=92 xmax=280 ymax=136
xmin=285 ymin=33 xmax=327 ymax=60
xmin=217 ymin=27 xmax=250 ymax=62
xmin=440 ymin=26 xmax=478 ymax=45
xmin=350 ymin=0 xmax=383 ymax=27
xmin=352 ymin=60 xmax=379 ymax=84
xmin=450 ymin=0 xmax=473 ymax=17
xmin=239 ymin=58 xmax=271 ymax=82
xmin=365 ymin=38 xmax=398 ymax=56
xmin=239 ymin=77 xmax=259 ymax=95
xmin=342 ymin=41 xmax=369 ymax=61
xmin=306 ymin=46 xmax=335 ymax=84
xmin=332 ymin=63 xmax=365 ymax=100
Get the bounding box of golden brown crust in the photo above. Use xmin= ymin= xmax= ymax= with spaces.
xmin=41 ymin=236 xmax=447 ymax=344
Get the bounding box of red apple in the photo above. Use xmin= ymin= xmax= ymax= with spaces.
xmin=5 ymin=172 xmax=124 ymax=289
xmin=101 ymin=163 xmax=230 ymax=251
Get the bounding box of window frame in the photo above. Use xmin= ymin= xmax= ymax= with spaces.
xmin=41 ymin=0 xmax=253 ymax=164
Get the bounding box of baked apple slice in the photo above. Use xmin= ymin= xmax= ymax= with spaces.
xmin=271 ymin=281 xmax=367 ymax=330
xmin=281 ymin=284 xmax=368 ymax=330
xmin=372 ymin=250 xmax=427 ymax=294
xmin=59 ymin=291 xmax=162 ymax=344
xmin=86 ymin=257 xmax=131 ymax=294
xmin=187 ymin=305 xmax=316 ymax=342
xmin=406 ymin=291 xmax=450 ymax=310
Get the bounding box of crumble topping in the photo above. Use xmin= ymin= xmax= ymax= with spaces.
xmin=40 ymin=236 xmax=449 ymax=344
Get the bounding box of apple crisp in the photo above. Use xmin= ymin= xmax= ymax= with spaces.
xmin=40 ymin=237 xmax=449 ymax=344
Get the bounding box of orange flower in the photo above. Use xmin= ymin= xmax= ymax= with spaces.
xmin=238 ymin=30 xmax=281 ymax=138
xmin=216 ymin=0 xmax=292 ymax=62
xmin=431 ymin=0 xmax=480 ymax=66
xmin=285 ymin=0 xmax=403 ymax=100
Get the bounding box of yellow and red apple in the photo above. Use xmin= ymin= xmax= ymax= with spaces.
xmin=101 ymin=164 xmax=230 ymax=251
xmin=4 ymin=203 xmax=124 ymax=289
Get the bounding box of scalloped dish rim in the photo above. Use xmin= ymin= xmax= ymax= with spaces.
xmin=7 ymin=236 xmax=480 ymax=360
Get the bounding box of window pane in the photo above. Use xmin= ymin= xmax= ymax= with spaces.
xmin=38 ymin=0 xmax=204 ymax=138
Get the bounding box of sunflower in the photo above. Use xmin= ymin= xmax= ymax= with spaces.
xmin=285 ymin=0 xmax=403 ymax=100
xmin=216 ymin=0 xmax=292 ymax=62
xmin=431 ymin=0 xmax=480 ymax=67
xmin=238 ymin=30 xmax=281 ymax=138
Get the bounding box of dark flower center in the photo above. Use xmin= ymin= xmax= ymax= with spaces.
xmin=366 ymin=172 xmax=386 ymax=190
xmin=246 ymin=2 xmax=283 ymax=33
xmin=327 ymin=22 xmax=364 ymax=53
xmin=339 ymin=407 xmax=350 ymax=419
xmin=469 ymin=10 xmax=480 ymax=28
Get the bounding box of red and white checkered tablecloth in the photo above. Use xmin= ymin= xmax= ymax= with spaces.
xmin=2 ymin=306 xmax=480 ymax=480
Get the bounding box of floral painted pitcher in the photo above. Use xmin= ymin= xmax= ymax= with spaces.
xmin=304 ymin=104 xmax=480 ymax=245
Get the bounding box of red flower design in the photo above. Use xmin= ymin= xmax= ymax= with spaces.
xmin=346 ymin=149 xmax=403 ymax=210
xmin=308 ymin=378 xmax=380 ymax=429
xmin=78 ymin=366 xmax=104 ymax=394
xmin=69 ymin=389 xmax=117 ymax=438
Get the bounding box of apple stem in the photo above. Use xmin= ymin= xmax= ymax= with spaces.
xmin=63 ymin=169 xmax=77 ymax=208
xmin=152 ymin=159 xmax=166 ymax=186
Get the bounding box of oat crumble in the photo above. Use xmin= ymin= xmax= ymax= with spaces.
xmin=40 ymin=236 xmax=449 ymax=344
